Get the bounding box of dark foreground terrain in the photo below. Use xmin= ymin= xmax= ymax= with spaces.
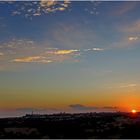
xmin=0 ymin=112 xmax=140 ymax=139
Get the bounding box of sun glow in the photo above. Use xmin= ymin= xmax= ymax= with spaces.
xmin=131 ymin=109 xmax=137 ymax=114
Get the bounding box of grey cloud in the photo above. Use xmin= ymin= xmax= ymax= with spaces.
xmin=70 ymin=104 xmax=118 ymax=111
xmin=69 ymin=104 xmax=98 ymax=110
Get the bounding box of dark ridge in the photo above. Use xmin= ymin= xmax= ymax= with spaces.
xmin=0 ymin=112 xmax=140 ymax=139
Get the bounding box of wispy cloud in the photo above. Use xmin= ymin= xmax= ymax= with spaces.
xmin=13 ymin=49 xmax=80 ymax=64
xmin=0 ymin=52 xmax=4 ymax=56
xmin=13 ymin=47 xmax=105 ymax=64
xmin=119 ymin=84 xmax=137 ymax=88
xmin=109 ymin=37 xmax=139 ymax=49
xmin=121 ymin=19 xmax=140 ymax=33
xmin=0 ymin=39 xmax=37 ymax=53
xmin=114 ymin=19 xmax=140 ymax=49
xmin=51 ymin=22 xmax=104 ymax=50
xmin=0 ymin=38 xmax=80 ymax=65
xmin=108 ymin=83 xmax=138 ymax=89
xmin=114 ymin=2 xmax=137 ymax=15
xmin=0 ymin=38 xmax=106 ymax=68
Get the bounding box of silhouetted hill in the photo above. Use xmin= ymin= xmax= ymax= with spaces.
xmin=0 ymin=112 xmax=140 ymax=138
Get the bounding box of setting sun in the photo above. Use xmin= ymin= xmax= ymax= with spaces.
xmin=131 ymin=109 xmax=137 ymax=113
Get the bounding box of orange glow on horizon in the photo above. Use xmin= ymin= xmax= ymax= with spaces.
xmin=131 ymin=109 xmax=137 ymax=114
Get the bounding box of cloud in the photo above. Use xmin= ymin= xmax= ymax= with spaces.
xmin=105 ymin=20 xmax=140 ymax=50
xmin=14 ymin=56 xmax=45 ymax=62
xmin=12 ymin=11 xmax=21 ymax=16
xmin=53 ymin=49 xmax=78 ymax=55
xmin=119 ymin=84 xmax=137 ymax=88
xmin=111 ymin=36 xmax=139 ymax=49
xmin=47 ymin=49 xmax=79 ymax=55
xmin=69 ymin=104 xmax=98 ymax=110
xmin=1 ymin=1 xmax=101 ymax=19
xmin=13 ymin=56 xmax=52 ymax=64
xmin=39 ymin=0 xmax=70 ymax=13
xmin=9 ymin=0 xmax=71 ymax=18
xmin=0 ymin=38 xmax=105 ymax=69
xmin=13 ymin=49 xmax=80 ymax=64
xmin=82 ymin=2 xmax=100 ymax=16
xmin=7 ymin=1 xmax=101 ymax=19
xmin=69 ymin=104 xmax=118 ymax=111
xmin=109 ymin=37 xmax=139 ymax=49
xmin=122 ymin=20 xmax=140 ymax=33
xmin=0 ymin=39 xmax=36 ymax=52
xmin=0 ymin=52 xmax=3 ymax=56
xmin=84 ymin=48 xmax=104 ymax=52
xmin=114 ymin=2 xmax=137 ymax=15
xmin=0 ymin=38 xmax=81 ymax=66
xmin=128 ymin=36 xmax=139 ymax=41
xmin=40 ymin=0 xmax=56 ymax=7
xmin=40 ymin=0 xmax=70 ymax=10
xmin=92 ymin=48 xmax=104 ymax=51
xmin=51 ymin=22 xmax=106 ymax=50
xmin=13 ymin=57 xmax=49 ymax=64
xmin=108 ymin=83 xmax=137 ymax=89
xmin=115 ymin=20 xmax=140 ymax=49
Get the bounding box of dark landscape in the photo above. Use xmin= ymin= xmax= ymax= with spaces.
xmin=0 ymin=112 xmax=140 ymax=139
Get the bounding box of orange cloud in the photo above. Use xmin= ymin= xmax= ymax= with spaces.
xmin=10 ymin=0 xmax=71 ymax=19
xmin=40 ymin=0 xmax=56 ymax=7
xmin=39 ymin=0 xmax=70 ymax=13
xmin=13 ymin=56 xmax=47 ymax=63
xmin=53 ymin=49 xmax=78 ymax=55
xmin=12 ymin=49 xmax=79 ymax=64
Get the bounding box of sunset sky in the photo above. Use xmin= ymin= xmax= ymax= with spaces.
xmin=0 ymin=1 xmax=140 ymax=117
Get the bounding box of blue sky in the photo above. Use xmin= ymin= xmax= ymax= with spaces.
xmin=0 ymin=1 xmax=140 ymax=117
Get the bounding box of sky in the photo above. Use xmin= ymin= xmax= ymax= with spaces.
xmin=0 ymin=1 xmax=140 ymax=117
